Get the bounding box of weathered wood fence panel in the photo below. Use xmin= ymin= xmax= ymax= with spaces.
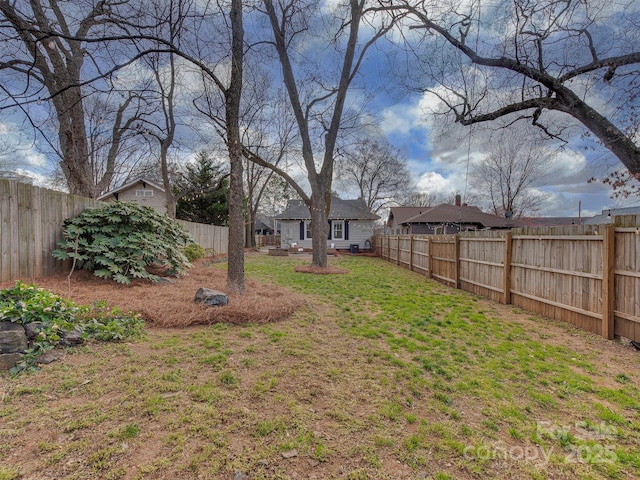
xmin=612 ymin=216 xmax=640 ymax=341
xmin=177 ymin=220 xmax=229 ymax=255
xmin=430 ymin=236 xmax=458 ymax=287
xmin=509 ymin=224 xmax=604 ymax=337
xmin=375 ymin=216 xmax=640 ymax=343
xmin=1 ymin=180 xmax=230 ymax=283
xmin=459 ymin=230 xmax=507 ymax=303
xmin=0 ymin=179 xmax=102 ymax=282
xmin=411 ymin=236 xmax=430 ymax=275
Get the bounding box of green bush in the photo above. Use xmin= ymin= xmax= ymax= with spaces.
xmin=0 ymin=281 xmax=145 ymax=374
xmin=52 ymin=202 xmax=193 ymax=284
xmin=183 ymin=243 xmax=206 ymax=262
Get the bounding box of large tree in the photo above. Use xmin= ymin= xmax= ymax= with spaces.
xmin=393 ymin=0 xmax=640 ymax=176
xmin=0 ymin=0 xmax=149 ymax=197
xmin=252 ymin=0 xmax=397 ymax=267
xmin=336 ymin=137 xmax=413 ymax=214
xmin=470 ymin=129 xmax=554 ymax=218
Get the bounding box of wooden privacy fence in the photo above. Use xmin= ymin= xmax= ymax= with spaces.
xmin=376 ymin=218 xmax=640 ymax=343
xmin=1 ymin=179 xmax=229 ymax=283
xmin=1 ymin=179 xmax=102 ymax=282
xmin=176 ymin=220 xmax=228 ymax=256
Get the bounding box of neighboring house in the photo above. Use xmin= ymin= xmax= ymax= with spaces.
xmin=518 ymin=217 xmax=581 ymax=227
xmin=583 ymin=206 xmax=640 ymax=225
xmin=386 ymin=206 xmax=429 ymax=234
xmin=97 ymin=178 xmax=167 ymax=215
xmin=390 ymin=203 xmax=521 ymax=234
xmin=274 ymin=197 xmax=379 ymax=250
xmin=255 ymin=215 xmax=280 ymax=235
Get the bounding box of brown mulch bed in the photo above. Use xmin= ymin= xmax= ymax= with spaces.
xmin=11 ymin=258 xmax=304 ymax=328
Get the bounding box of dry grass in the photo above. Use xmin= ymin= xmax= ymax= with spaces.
xmin=2 ymin=254 xmax=640 ymax=480
xmin=26 ymin=258 xmax=304 ymax=328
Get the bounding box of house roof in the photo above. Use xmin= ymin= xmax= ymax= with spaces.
xmin=518 ymin=217 xmax=580 ymax=227
xmin=255 ymin=215 xmax=277 ymax=230
xmin=97 ymin=177 xmax=165 ymax=200
xmin=387 ymin=206 xmax=429 ymax=225
xmin=274 ymin=197 xmax=379 ymax=221
xmin=583 ymin=206 xmax=640 ymax=225
xmin=402 ymin=204 xmax=522 ymax=229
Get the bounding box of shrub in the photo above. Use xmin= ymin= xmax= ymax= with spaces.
xmin=52 ymin=202 xmax=193 ymax=284
xmin=183 ymin=243 xmax=206 ymax=262
xmin=0 ymin=281 xmax=145 ymax=374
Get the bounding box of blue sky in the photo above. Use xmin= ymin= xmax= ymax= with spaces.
xmin=0 ymin=0 xmax=636 ymax=219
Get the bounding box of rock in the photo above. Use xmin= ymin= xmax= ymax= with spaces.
xmin=0 ymin=321 xmax=24 ymax=332
xmin=36 ymin=349 xmax=65 ymax=364
xmin=59 ymin=328 xmax=83 ymax=347
xmin=0 ymin=329 xmax=28 ymax=354
xmin=24 ymin=322 xmax=43 ymax=340
xmin=281 ymin=449 xmax=298 ymax=459
xmin=194 ymin=288 xmax=228 ymax=307
xmin=233 ymin=472 xmax=249 ymax=480
xmin=0 ymin=353 xmax=23 ymax=370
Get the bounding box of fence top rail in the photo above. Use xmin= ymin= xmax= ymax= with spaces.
xmin=460 ymin=237 xmax=506 ymax=242
xmin=511 ymin=234 xmax=603 ymax=241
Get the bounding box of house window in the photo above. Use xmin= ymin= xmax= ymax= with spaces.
xmin=435 ymin=226 xmax=444 ymax=234
xmin=306 ymin=221 xmax=312 ymax=239
xmin=135 ymin=189 xmax=153 ymax=198
xmin=333 ymin=221 xmax=343 ymax=239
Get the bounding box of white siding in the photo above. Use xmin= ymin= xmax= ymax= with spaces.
xmin=279 ymin=219 xmax=374 ymax=250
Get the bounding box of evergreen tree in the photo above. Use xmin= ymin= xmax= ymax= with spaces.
xmin=174 ymin=151 xmax=229 ymax=225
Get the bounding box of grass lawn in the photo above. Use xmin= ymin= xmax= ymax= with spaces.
xmin=1 ymin=253 xmax=639 ymax=479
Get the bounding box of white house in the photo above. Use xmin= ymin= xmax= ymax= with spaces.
xmin=274 ymin=197 xmax=379 ymax=251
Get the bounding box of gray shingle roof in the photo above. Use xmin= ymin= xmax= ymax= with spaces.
xmin=387 ymin=207 xmax=429 ymax=225
xmin=274 ymin=197 xmax=379 ymax=221
xmin=402 ymin=204 xmax=521 ymax=228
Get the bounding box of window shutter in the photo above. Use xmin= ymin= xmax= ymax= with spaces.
xmin=344 ymin=220 xmax=349 ymax=240
xmin=300 ymin=221 xmax=305 ymax=240
xmin=327 ymin=220 xmax=332 ymax=239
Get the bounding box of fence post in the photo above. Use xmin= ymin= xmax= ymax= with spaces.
xmin=503 ymin=232 xmax=512 ymax=305
xmin=427 ymin=236 xmax=432 ymax=278
xmin=454 ymin=235 xmax=460 ymax=289
xmin=409 ymin=235 xmax=414 ymax=271
xmin=602 ymin=224 xmax=615 ymax=339
xmin=397 ymin=236 xmax=401 ymax=266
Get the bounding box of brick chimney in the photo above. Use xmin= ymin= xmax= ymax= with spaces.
xmin=454 ymin=194 xmax=461 ymax=207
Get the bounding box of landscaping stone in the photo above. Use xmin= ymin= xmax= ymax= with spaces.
xmin=24 ymin=322 xmax=43 ymax=340
xmin=0 ymin=353 xmax=22 ymax=370
xmin=0 ymin=328 xmax=28 ymax=354
xmin=59 ymin=328 xmax=83 ymax=347
xmin=36 ymin=349 xmax=65 ymax=365
xmin=194 ymin=288 xmax=228 ymax=307
xmin=0 ymin=321 xmax=84 ymax=370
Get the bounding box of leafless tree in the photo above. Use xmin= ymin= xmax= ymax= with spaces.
xmin=390 ymin=0 xmax=640 ymax=177
xmin=335 ymin=137 xmax=413 ymax=214
xmin=470 ymin=131 xmax=554 ymax=218
xmin=0 ymin=0 xmax=151 ymax=197
xmin=247 ymin=0 xmax=398 ymax=268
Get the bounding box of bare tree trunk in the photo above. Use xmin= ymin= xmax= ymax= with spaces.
xmin=226 ymin=0 xmax=245 ymax=294
xmin=309 ymin=191 xmax=330 ymax=268
xmin=55 ymin=91 xmax=93 ymax=196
